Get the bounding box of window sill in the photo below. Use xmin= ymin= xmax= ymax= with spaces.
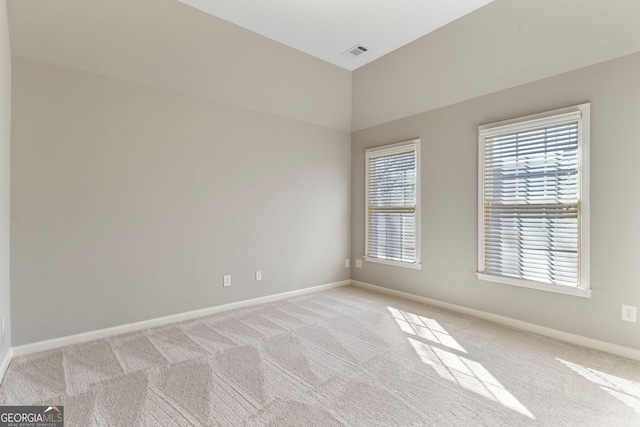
xmin=476 ymin=273 xmax=592 ymax=298
xmin=365 ymin=256 xmax=422 ymax=270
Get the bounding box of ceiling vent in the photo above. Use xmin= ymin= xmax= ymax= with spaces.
xmin=343 ymin=44 xmax=368 ymax=58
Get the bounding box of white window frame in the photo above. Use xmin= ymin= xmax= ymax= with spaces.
xmin=365 ymin=139 xmax=421 ymax=270
xmin=477 ymin=104 xmax=591 ymax=298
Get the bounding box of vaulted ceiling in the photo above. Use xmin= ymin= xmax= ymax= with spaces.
xmin=177 ymin=0 xmax=494 ymax=70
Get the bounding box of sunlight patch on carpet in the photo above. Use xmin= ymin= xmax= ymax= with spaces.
xmin=388 ymin=305 xmax=534 ymax=419
xmin=408 ymin=337 xmax=534 ymax=419
xmin=387 ymin=306 xmax=466 ymax=353
xmin=558 ymin=358 xmax=640 ymax=413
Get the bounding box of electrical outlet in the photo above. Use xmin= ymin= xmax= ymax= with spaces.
xmin=355 ymin=259 xmax=363 ymax=269
xmin=1 ymin=314 xmax=4 ymax=335
xmin=256 ymin=271 xmax=262 ymax=281
xmin=622 ymin=305 xmax=637 ymax=323
xmin=345 ymin=259 xmax=350 ymax=268
xmin=223 ymin=275 xmax=231 ymax=287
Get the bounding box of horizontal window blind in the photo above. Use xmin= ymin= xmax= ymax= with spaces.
xmin=366 ymin=141 xmax=418 ymax=265
xmin=481 ymin=119 xmax=581 ymax=286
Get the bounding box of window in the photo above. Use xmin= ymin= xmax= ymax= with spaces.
xmin=365 ymin=139 xmax=421 ymax=269
xmin=477 ymin=104 xmax=590 ymax=297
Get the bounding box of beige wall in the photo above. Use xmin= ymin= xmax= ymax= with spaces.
xmin=11 ymin=58 xmax=351 ymax=345
xmin=8 ymin=0 xmax=640 ymax=353
xmin=7 ymin=0 xmax=352 ymax=131
xmin=352 ymin=52 xmax=640 ymax=350
xmin=0 ymin=0 xmax=11 ymax=365
xmin=352 ymin=0 xmax=640 ymax=131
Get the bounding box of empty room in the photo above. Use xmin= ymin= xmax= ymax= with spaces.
xmin=1 ymin=0 xmax=640 ymax=425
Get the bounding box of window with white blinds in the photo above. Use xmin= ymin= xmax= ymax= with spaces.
xmin=477 ymin=104 xmax=591 ymax=297
xmin=365 ymin=139 xmax=421 ymax=269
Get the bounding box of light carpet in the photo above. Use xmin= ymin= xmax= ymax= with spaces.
xmin=1 ymin=285 xmax=640 ymax=426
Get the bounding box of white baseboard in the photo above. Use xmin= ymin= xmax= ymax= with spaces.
xmin=12 ymin=280 xmax=350 ymax=358
xmin=0 ymin=347 xmax=12 ymax=384
xmin=351 ymin=280 xmax=640 ymax=362
xmin=13 ymin=278 xmax=638 ymax=362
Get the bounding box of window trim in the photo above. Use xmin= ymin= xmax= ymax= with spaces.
xmin=477 ymin=104 xmax=591 ymax=298
xmin=365 ymin=139 xmax=421 ymax=270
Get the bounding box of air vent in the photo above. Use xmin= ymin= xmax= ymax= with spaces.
xmin=343 ymin=44 xmax=368 ymax=58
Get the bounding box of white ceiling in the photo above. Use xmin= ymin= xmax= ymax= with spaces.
xmin=178 ymin=0 xmax=494 ymax=70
